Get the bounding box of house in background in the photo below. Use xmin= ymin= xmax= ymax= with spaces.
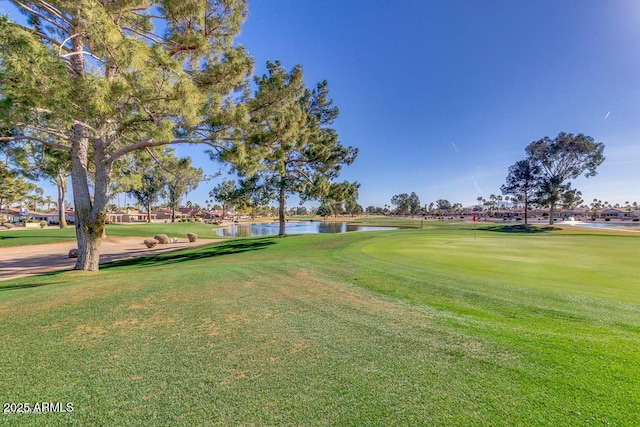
xmin=599 ymin=208 xmax=633 ymax=220
xmin=106 ymin=209 xmax=153 ymax=223
xmin=559 ymin=208 xmax=588 ymax=219
xmin=0 ymin=208 xmax=75 ymax=225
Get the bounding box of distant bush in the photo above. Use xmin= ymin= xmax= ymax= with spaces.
xmin=39 ymin=220 xmax=47 ymax=228
xmin=187 ymin=232 xmax=198 ymax=242
xmin=3 ymin=223 xmax=13 ymax=229
xmin=605 ymin=218 xmax=611 ymax=221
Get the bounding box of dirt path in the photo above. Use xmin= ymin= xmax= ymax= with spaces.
xmin=0 ymin=236 xmax=221 ymax=281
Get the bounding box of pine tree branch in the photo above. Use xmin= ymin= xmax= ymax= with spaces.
xmin=0 ymin=135 xmax=71 ymax=152
xmin=12 ymin=0 xmax=72 ymax=33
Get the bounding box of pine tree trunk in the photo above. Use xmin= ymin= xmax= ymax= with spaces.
xmin=71 ymin=126 xmax=100 ymax=270
xmin=73 ymin=216 xmax=103 ymax=270
xmin=68 ymin=32 xmax=105 ymax=271
xmin=278 ymin=184 xmax=286 ymax=236
xmin=57 ymin=174 xmax=68 ymax=228
xmin=70 ymin=131 xmax=111 ymax=270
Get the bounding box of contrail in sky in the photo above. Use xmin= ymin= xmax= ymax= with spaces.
xmin=469 ymin=173 xmax=482 ymax=194
xmin=451 ymin=142 xmax=460 ymax=153
xmin=604 ymin=111 xmax=611 ymax=121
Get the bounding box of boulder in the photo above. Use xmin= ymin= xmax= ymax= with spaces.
xmin=144 ymin=239 xmax=159 ymax=248
xmin=153 ymin=234 xmax=169 ymax=244
xmin=187 ymin=232 xmax=198 ymax=242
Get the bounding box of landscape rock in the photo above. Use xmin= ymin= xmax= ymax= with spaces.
xmin=153 ymin=234 xmax=169 ymax=244
xmin=144 ymin=239 xmax=159 ymax=248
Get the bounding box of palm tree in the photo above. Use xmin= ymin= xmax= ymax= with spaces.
xmin=489 ymin=194 xmax=498 ymax=216
xmin=43 ymin=195 xmax=55 ymax=211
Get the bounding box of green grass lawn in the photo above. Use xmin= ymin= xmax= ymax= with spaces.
xmin=0 ymin=222 xmax=222 ymax=248
xmin=0 ymin=223 xmax=638 ymax=425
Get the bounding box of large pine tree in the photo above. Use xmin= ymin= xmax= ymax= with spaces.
xmin=223 ymin=61 xmax=357 ymax=236
xmin=0 ymin=1 xmax=252 ymax=270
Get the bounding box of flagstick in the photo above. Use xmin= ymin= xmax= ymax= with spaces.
xmin=472 ymin=215 xmax=477 ymax=240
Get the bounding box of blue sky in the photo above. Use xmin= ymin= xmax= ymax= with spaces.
xmin=177 ymin=0 xmax=640 ymax=208
xmin=7 ymin=1 xmax=640 ymax=208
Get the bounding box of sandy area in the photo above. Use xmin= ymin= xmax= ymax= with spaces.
xmin=0 ymin=236 xmax=220 ymax=281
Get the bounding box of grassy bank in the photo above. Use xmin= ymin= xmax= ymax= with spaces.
xmin=1 ymin=224 xmax=638 ymax=425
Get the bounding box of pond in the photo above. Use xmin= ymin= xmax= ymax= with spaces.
xmin=554 ymin=220 xmax=640 ymax=228
xmin=214 ymin=221 xmax=398 ymax=237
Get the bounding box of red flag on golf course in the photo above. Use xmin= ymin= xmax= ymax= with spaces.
xmin=472 ymin=215 xmax=477 ymax=222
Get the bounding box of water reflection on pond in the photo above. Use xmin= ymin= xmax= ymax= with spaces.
xmin=214 ymin=221 xmax=397 ymax=237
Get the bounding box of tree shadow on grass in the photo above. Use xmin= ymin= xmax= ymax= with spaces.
xmin=99 ymin=238 xmax=277 ymax=270
xmin=0 ymin=239 xmax=277 ymax=291
xmin=482 ymin=224 xmax=563 ymax=233
xmin=0 ymin=281 xmax=66 ymax=292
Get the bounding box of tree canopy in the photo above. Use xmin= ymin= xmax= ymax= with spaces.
xmin=390 ymin=193 xmax=410 ymax=216
xmin=209 ymin=178 xmax=246 ymax=219
xmin=222 ymin=61 xmax=357 ymax=235
xmin=525 ymin=132 xmax=604 ymax=224
xmin=500 ymin=159 xmax=540 ymax=225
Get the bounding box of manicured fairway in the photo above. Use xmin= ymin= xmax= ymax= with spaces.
xmin=0 ymin=223 xmax=638 ymax=426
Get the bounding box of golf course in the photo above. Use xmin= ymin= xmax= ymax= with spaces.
xmin=1 ymin=220 xmax=638 ymax=426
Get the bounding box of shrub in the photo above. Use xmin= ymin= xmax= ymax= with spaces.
xmin=605 ymin=217 xmax=611 ymax=221
xmin=187 ymin=232 xmax=198 ymax=242
xmin=3 ymin=223 xmax=13 ymax=229
xmin=39 ymin=220 xmax=48 ymax=228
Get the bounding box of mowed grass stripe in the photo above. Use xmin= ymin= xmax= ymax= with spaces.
xmin=0 ymin=225 xmax=639 ymax=425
